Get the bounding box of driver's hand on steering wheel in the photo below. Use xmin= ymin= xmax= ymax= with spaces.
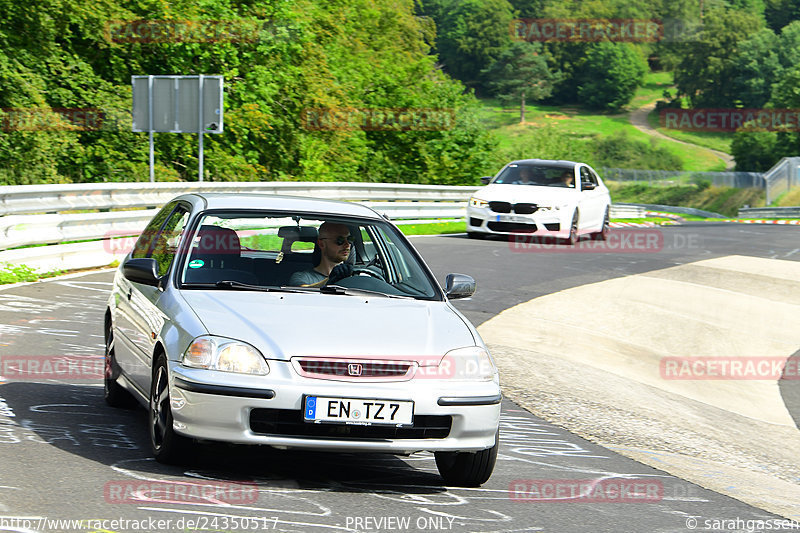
xmin=326 ymin=262 xmax=353 ymax=285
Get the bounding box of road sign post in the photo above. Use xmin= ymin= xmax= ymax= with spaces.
xmin=132 ymin=75 xmax=224 ymax=182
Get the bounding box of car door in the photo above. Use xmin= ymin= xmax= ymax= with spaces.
xmin=578 ymin=165 xmax=604 ymax=230
xmin=114 ymin=203 xmax=190 ymax=394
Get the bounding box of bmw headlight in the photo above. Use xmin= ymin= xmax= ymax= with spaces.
xmin=182 ymin=336 xmax=269 ymax=375
xmin=439 ymin=346 xmax=499 ymax=383
xmin=539 ymin=204 xmax=568 ymax=211
xmin=469 ymin=197 xmax=489 ymax=208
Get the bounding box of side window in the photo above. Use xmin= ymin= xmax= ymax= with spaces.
xmin=588 ymin=168 xmax=600 ymax=185
xmin=131 ymin=203 xmax=177 ymax=259
xmin=580 ymin=167 xmax=596 ymax=189
xmin=130 ymin=203 xmax=190 ymax=277
xmin=153 ymin=208 xmax=190 ymax=276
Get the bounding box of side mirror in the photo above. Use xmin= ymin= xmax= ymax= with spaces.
xmin=581 ymin=182 xmax=596 ymax=190
xmin=123 ymin=257 xmax=161 ymax=286
xmin=444 ymin=273 xmax=476 ymax=300
xmin=480 ymin=176 xmax=492 ymax=185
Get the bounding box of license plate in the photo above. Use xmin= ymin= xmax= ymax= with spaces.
xmin=303 ymin=396 xmax=414 ymax=426
xmin=496 ymin=214 xmax=528 ymax=223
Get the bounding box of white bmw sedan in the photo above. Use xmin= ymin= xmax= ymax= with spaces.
xmin=105 ymin=193 xmax=501 ymax=486
xmin=466 ymin=159 xmax=611 ymax=244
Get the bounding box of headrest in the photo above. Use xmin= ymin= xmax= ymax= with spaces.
xmin=195 ymin=225 xmax=241 ymax=255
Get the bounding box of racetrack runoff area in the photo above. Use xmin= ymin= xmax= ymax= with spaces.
xmin=480 ymin=255 xmax=800 ymax=521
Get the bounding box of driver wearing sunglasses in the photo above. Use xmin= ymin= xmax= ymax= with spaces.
xmin=289 ymin=222 xmax=355 ymax=287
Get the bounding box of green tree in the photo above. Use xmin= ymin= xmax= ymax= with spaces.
xmin=673 ymin=7 xmax=764 ymax=107
xmin=576 ymin=42 xmax=647 ymax=110
xmin=727 ymin=28 xmax=781 ymax=107
xmin=482 ymin=41 xmax=561 ymax=121
xmin=426 ymin=0 xmax=515 ymax=89
xmin=731 ymin=129 xmax=780 ymax=171
xmin=765 ymin=0 xmax=800 ymax=32
xmin=0 ymin=0 xmax=498 ymax=185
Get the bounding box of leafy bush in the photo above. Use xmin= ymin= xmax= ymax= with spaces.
xmin=592 ymin=131 xmax=683 ymax=170
xmin=0 ymin=263 xmax=39 ymax=284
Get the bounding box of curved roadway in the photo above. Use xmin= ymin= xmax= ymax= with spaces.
xmin=0 ymin=223 xmax=797 ymax=532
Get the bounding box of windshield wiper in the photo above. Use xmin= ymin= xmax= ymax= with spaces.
xmin=320 ymin=285 xmax=413 ymax=299
xmin=182 ymin=281 xmax=306 ymax=293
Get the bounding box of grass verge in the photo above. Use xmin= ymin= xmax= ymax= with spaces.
xmin=0 ymin=263 xmax=64 ymax=285
xmin=607 ymin=182 xmax=765 ymax=217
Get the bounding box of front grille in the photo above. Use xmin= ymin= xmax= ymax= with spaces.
xmin=489 ymin=202 xmax=538 ymax=214
xmin=488 ymin=201 xmax=512 ymax=213
xmin=487 ymin=221 xmax=537 ymax=233
xmin=297 ymin=359 xmax=411 ymax=378
xmin=513 ymin=203 xmax=538 ymax=214
xmin=250 ymin=409 xmax=452 ymax=440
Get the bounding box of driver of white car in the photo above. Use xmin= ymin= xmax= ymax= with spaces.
xmin=288 ymin=221 xmax=355 ymax=287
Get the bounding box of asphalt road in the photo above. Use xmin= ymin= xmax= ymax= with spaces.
xmin=0 ymin=223 xmax=797 ymax=533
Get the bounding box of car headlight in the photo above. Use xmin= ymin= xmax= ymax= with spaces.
xmin=439 ymin=346 xmax=499 ymax=383
xmin=469 ymin=197 xmax=489 ymax=208
xmin=538 ymin=204 xmax=568 ymax=211
xmin=182 ymin=336 xmax=269 ymax=375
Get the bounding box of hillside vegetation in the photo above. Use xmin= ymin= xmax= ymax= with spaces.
xmin=3 ymin=0 xmax=800 ymax=187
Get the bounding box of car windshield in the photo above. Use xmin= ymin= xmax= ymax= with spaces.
xmin=176 ymin=211 xmax=440 ymax=300
xmin=493 ymin=164 xmax=576 ymax=188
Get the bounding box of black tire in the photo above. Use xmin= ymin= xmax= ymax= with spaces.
xmin=104 ymin=324 xmax=137 ymax=408
xmin=150 ymin=354 xmax=191 ymax=464
xmin=435 ymin=430 xmax=499 ymax=487
xmin=563 ymin=211 xmax=579 ymax=246
xmin=594 ymin=208 xmax=610 ymax=241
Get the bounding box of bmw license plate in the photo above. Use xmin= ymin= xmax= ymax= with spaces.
xmin=303 ymin=395 xmax=414 ymax=425
xmin=497 ymin=214 xmax=528 ymax=223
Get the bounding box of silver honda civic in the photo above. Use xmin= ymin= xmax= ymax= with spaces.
xmin=105 ymin=193 xmax=501 ymax=486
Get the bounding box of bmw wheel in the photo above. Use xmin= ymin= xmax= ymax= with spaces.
xmin=594 ymin=208 xmax=610 ymax=241
xmin=564 ymin=211 xmax=579 ymax=246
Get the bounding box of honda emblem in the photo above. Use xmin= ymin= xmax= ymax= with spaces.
xmin=348 ymin=363 xmax=363 ymax=376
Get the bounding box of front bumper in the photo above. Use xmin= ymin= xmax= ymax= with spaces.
xmin=169 ymin=361 xmax=501 ymax=453
xmin=466 ymin=205 xmax=567 ymax=236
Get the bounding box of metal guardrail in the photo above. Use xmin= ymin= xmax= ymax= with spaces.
xmin=601 ymin=168 xmax=765 ymax=189
xmin=0 ymin=182 xmax=481 ymax=216
xmin=0 ymin=201 xmax=470 ymax=251
xmin=0 ymin=183 xmax=481 ymax=272
xmin=738 ymin=206 xmax=800 ymax=218
xmin=0 ymin=181 xmax=783 ymax=275
xmin=764 ymin=157 xmax=800 ymax=205
xmin=617 ymin=203 xmax=728 ymax=219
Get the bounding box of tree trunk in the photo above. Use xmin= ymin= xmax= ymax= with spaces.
xmin=520 ymin=91 xmax=525 ymax=123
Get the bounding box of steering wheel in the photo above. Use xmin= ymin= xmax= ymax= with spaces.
xmin=352 ymin=255 xmax=384 ymax=280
